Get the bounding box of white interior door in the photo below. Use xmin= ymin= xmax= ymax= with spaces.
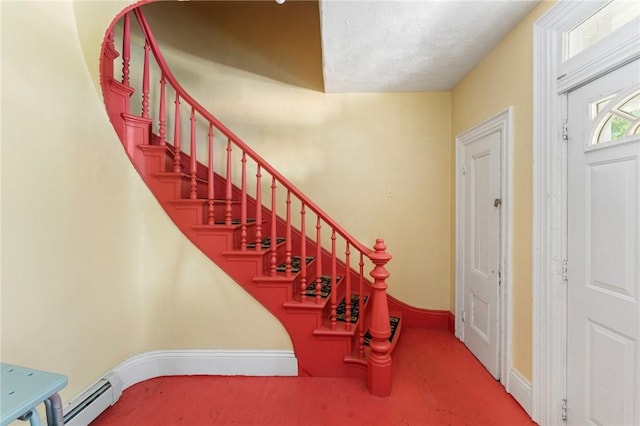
xmin=461 ymin=130 xmax=502 ymax=379
xmin=567 ymin=59 xmax=640 ymax=426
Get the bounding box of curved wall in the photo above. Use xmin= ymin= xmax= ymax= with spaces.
xmin=140 ymin=1 xmax=453 ymax=310
xmin=1 ymin=1 xmax=291 ymax=402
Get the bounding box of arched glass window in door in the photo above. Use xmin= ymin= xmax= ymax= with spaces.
xmin=590 ymin=87 xmax=640 ymax=145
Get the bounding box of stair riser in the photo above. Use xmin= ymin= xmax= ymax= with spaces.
xmin=103 ymin=27 xmax=404 ymax=386
xmin=165 ymin=202 xmax=206 ymax=226
xmin=140 ymin=148 xmax=170 ymax=175
xmin=153 ymin=176 xmax=230 ymax=207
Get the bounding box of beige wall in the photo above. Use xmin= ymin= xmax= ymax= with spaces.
xmin=1 ymin=0 xmax=291 ymax=403
xmin=451 ymin=1 xmax=554 ymax=381
xmin=142 ymin=2 xmax=453 ymax=310
xmin=0 ymin=0 xmax=551 ymax=404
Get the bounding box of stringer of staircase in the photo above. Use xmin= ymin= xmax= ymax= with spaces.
xmin=100 ymin=6 xmax=400 ymax=396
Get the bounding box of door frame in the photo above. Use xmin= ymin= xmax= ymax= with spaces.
xmin=532 ymin=2 xmax=640 ymax=424
xmin=455 ymin=108 xmax=513 ymax=389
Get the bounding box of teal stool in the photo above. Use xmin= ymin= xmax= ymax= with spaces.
xmin=1 ymin=363 xmax=67 ymax=426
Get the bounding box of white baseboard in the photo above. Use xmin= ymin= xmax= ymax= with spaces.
xmin=64 ymin=349 xmax=297 ymax=425
xmin=114 ymin=349 xmax=298 ymax=388
xmin=507 ymin=368 xmax=533 ymax=417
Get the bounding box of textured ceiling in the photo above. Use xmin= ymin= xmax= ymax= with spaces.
xmin=319 ymin=1 xmax=539 ymax=92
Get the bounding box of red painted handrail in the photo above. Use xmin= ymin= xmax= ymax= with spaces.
xmin=105 ymin=7 xmax=394 ymax=395
xmin=131 ymin=8 xmax=372 ymax=258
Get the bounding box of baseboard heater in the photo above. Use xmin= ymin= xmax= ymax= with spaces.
xmin=63 ymin=373 xmax=122 ymax=426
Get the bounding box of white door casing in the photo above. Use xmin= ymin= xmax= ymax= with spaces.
xmin=566 ymin=62 xmax=640 ymax=426
xmin=456 ymin=109 xmax=512 ymax=386
xmin=533 ymin=2 xmax=640 ymax=424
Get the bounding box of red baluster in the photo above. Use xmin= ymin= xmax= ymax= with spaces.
xmin=207 ymin=123 xmax=214 ymax=225
xmin=330 ymin=229 xmax=337 ymax=330
xmin=359 ymin=253 xmax=365 ymax=358
xmin=270 ymin=177 xmax=277 ymax=276
xmin=345 ymin=242 xmax=352 ymax=330
xmin=299 ymin=202 xmax=307 ymax=301
xmin=173 ymin=93 xmax=182 ymax=173
xmin=285 ymin=191 xmax=292 ymax=276
xmin=367 ymin=239 xmax=393 ymax=397
xmin=255 ymin=165 xmax=262 ymax=250
xmin=240 ymin=152 xmax=247 ymax=250
xmin=122 ymin=13 xmax=130 ymax=86
xmin=315 ymin=217 xmax=322 ymax=304
xmin=141 ymin=40 xmax=150 ymax=119
xmin=189 ymin=107 xmax=197 ymax=200
xmin=158 ymin=75 xmax=167 ymax=146
xmin=225 ymin=139 xmax=232 ymax=225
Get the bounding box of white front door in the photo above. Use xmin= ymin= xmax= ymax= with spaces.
xmin=461 ymin=130 xmax=502 ymax=379
xmin=566 ymin=59 xmax=640 ymax=426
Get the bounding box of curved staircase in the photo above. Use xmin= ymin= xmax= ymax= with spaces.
xmin=100 ymin=6 xmax=408 ymax=396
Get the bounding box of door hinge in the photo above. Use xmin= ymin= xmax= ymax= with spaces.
xmin=561 ymin=398 xmax=568 ymax=422
xmin=498 ymin=269 xmax=502 ymax=286
xmin=562 ymin=259 xmax=568 ymax=284
xmin=562 ymin=121 xmax=569 ymax=142
xmin=462 ymin=311 xmax=466 ymax=322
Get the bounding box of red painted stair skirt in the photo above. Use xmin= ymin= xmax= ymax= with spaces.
xmin=100 ymin=6 xmax=402 ymax=396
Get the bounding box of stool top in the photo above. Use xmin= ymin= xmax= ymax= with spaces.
xmin=1 ymin=363 xmax=68 ymax=426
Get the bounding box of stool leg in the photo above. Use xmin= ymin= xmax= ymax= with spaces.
xmin=17 ymin=409 xmax=41 ymax=426
xmin=44 ymin=399 xmax=53 ymax=424
xmin=29 ymin=409 xmax=41 ymax=426
xmin=45 ymin=393 xmax=64 ymax=426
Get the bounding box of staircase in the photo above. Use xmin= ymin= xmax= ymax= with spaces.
xmin=100 ymin=7 xmax=402 ymax=396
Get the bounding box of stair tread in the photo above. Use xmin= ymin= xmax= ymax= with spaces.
xmin=214 ymin=218 xmax=256 ymax=225
xmin=345 ymin=312 xmax=403 ymax=364
xmin=312 ymin=294 xmax=370 ymax=337
xmin=313 ymin=322 xmax=359 ymax=337
xmin=246 ymin=237 xmax=285 ymax=250
xmin=155 ymin=171 xmax=207 ymax=182
xmin=113 ymin=53 xmax=402 ymax=382
xmin=169 ymin=198 xmax=240 ymax=205
xmin=302 ymin=275 xmax=341 ymax=299
xmin=275 ymin=256 xmax=314 ymax=273
xmin=334 ymin=294 xmax=368 ymax=324
xmin=363 ymin=315 xmax=401 ymax=346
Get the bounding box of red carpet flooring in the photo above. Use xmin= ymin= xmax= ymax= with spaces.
xmin=92 ymin=329 xmax=536 ymax=425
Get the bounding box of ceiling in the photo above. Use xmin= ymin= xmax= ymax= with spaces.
xmin=319 ymin=0 xmax=539 ymax=92
xmin=143 ymin=0 xmax=540 ymax=93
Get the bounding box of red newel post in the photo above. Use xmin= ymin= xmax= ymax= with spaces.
xmin=101 ymin=30 xmax=118 ymax=82
xmin=367 ymin=238 xmax=392 ymax=397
